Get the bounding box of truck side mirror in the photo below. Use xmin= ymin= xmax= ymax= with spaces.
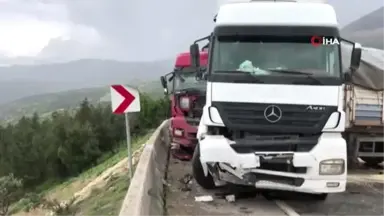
xmin=350 ymin=43 xmax=362 ymax=71
xmin=160 ymin=76 xmax=168 ymax=94
xmin=190 ymin=44 xmax=200 ymax=68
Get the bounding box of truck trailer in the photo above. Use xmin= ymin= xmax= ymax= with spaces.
xmin=341 ymin=44 xmax=384 ymax=166
xmin=189 ymin=1 xmax=364 ymax=200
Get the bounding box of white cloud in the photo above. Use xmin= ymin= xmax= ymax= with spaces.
xmin=0 ymin=0 xmax=101 ymax=58
xmin=0 ymin=18 xmax=64 ymax=57
xmin=0 ymin=0 xmax=381 ymax=63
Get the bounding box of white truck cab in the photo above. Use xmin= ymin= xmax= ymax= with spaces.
xmin=189 ymin=1 xmax=362 ymax=200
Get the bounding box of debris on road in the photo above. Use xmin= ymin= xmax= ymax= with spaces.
xmin=179 ymin=174 xmax=193 ymax=184
xmin=214 ymin=185 xmax=258 ymax=201
xmin=166 ymin=156 xmax=289 ymax=215
xmin=179 ymin=173 xmax=193 ymax=191
xmin=195 ymin=195 xmax=214 ymax=202
xmin=225 ymin=194 xmax=236 ymax=202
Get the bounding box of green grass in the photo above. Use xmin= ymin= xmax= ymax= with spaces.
xmin=62 ymin=131 xmax=152 ymax=185
xmin=44 ymin=131 xmax=153 ymax=194
xmin=10 ymin=131 xmax=154 ymax=215
xmin=71 ymin=132 xmax=153 ymax=215
xmin=75 ymin=173 xmax=131 ymax=216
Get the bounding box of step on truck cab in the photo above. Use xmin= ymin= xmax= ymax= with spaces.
xmin=160 ymin=51 xmax=208 ymax=160
xmin=189 ymin=1 xmax=362 ymax=199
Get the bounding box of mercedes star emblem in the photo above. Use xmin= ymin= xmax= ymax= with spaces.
xmin=264 ymin=105 xmax=282 ymax=123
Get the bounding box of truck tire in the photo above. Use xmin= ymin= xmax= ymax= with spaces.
xmin=360 ymin=157 xmax=384 ymax=166
xmin=346 ymin=134 xmax=360 ymax=169
xmin=192 ymin=144 xmax=216 ymax=189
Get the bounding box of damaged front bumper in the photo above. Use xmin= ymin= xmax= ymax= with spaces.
xmin=199 ymin=134 xmax=347 ymax=194
xmin=171 ymin=117 xmax=199 ymax=148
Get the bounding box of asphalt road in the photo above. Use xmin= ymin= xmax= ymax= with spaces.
xmin=165 ymin=157 xmax=286 ymax=215
xmin=282 ymin=181 xmax=383 ymax=216
xmin=164 ymin=157 xmax=384 ymax=216
xmin=280 ymin=168 xmax=383 ymax=216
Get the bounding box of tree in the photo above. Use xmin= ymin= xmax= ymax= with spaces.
xmin=0 ymin=174 xmax=23 ymax=216
xmin=0 ymin=93 xmax=169 ymax=190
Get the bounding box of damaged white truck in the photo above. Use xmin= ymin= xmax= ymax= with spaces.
xmin=189 ymin=1 xmax=364 ymax=200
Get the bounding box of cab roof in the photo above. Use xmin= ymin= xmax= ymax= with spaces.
xmin=175 ymin=51 xmax=208 ymax=67
xmin=215 ymin=2 xmax=338 ymax=27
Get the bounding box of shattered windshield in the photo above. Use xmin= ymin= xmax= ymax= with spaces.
xmin=211 ymin=35 xmax=341 ymax=77
xmin=173 ymin=67 xmax=206 ymax=91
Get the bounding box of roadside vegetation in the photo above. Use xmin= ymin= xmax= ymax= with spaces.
xmin=0 ymin=93 xmax=169 ymax=216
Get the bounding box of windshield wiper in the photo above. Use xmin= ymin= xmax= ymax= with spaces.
xmin=173 ymin=73 xmax=186 ymax=82
xmin=267 ymin=69 xmax=312 ymax=75
xmin=267 ymin=69 xmax=323 ymax=85
xmin=214 ymin=70 xmax=264 ymax=83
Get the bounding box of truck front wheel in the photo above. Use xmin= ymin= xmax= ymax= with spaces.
xmin=192 ymin=144 xmax=216 ymax=189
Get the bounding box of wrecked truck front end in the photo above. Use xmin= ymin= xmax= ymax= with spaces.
xmin=170 ymin=87 xmax=206 ymax=160
xmin=160 ymin=52 xmax=208 ymax=160
xmin=197 ymin=132 xmax=346 ymax=194
xmin=190 ymin=20 xmax=349 ymax=197
xmin=195 ymin=92 xmax=347 ymax=195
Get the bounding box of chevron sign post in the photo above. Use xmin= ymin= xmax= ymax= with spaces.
xmin=110 ymin=85 xmax=141 ymax=179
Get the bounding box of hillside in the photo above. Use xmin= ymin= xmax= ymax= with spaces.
xmin=0 ymin=59 xmax=172 ymax=105
xmin=0 ymin=87 xmax=169 ymax=216
xmin=342 ymin=7 xmax=384 ymax=49
xmin=0 ymin=87 xmax=108 ymax=122
xmin=0 ymin=80 xmax=164 ymax=122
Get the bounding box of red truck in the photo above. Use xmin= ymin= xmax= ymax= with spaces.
xmin=160 ymin=51 xmax=208 ymax=160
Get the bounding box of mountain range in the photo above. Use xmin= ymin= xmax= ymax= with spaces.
xmin=341 ymin=6 xmax=384 ymax=49
xmin=0 ymin=59 xmax=172 ymax=104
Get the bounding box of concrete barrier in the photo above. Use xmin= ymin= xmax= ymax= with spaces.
xmin=119 ymin=119 xmax=170 ymax=216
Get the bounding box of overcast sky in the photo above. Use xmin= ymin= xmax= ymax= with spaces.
xmin=0 ymin=0 xmax=382 ymax=63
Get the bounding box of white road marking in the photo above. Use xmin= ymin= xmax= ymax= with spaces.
xmin=275 ymin=200 xmax=300 ymax=216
